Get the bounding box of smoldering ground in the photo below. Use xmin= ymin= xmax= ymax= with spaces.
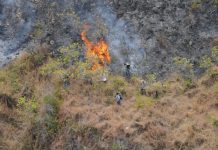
xmin=0 ymin=0 xmax=36 ymax=66
xmin=76 ymin=0 xmax=146 ymax=75
xmin=0 ymin=0 xmax=146 ymax=75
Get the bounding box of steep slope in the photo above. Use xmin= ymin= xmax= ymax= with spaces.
xmin=0 ymin=51 xmax=217 ymax=149
xmin=54 ymin=69 xmax=218 ymax=150
xmin=0 ymin=0 xmax=217 ymax=77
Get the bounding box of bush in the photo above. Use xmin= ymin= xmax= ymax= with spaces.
xmin=17 ymin=97 xmax=39 ymax=113
xmin=112 ymin=76 xmax=127 ymax=91
xmin=212 ymin=83 xmax=218 ymax=90
xmin=43 ymin=93 xmax=62 ymax=135
xmin=135 ymin=95 xmax=154 ymax=109
xmin=212 ymin=46 xmax=218 ymax=63
xmin=32 ymin=21 xmax=44 ymax=39
xmin=58 ymin=43 xmax=81 ymax=67
xmin=200 ymin=56 xmax=212 ymax=69
xmin=214 ymin=120 xmax=218 ymax=127
xmin=173 ymin=57 xmax=194 ymax=78
xmin=6 ymin=67 xmax=21 ymax=93
xmin=182 ymin=78 xmax=196 ymax=91
xmin=44 ymin=95 xmax=61 ymax=114
xmin=109 ymin=143 xmax=123 ymax=150
xmin=214 ymin=0 xmax=218 ymax=6
xmin=129 ymin=76 xmax=141 ymax=86
xmin=39 ymin=58 xmax=61 ymax=78
xmin=146 ymin=73 xmax=157 ymax=84
xmin=15 ymin=51 xmax=47 ymax=74
xmin=146 ymin=82 xmax=163 ymax=98
xmin=191 ymin=0 xmax=201 ymax=10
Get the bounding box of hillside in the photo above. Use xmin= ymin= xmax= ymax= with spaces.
xmin=0 ymin=0 xmax=218 ymax=76
xmin=0 ymin=0 xmax=218 ymax=150
xmin=0 ymin=50 xmax=217 ymax=149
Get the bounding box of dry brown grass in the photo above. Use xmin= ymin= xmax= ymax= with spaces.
xmin=0 ymin=51 xmax=217 ymax=149
xmin=56 ymin=68 xmax=218 ymax=149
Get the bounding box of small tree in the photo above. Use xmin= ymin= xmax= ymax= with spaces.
xmin=173 ymin=57 xmax=194 ymax=78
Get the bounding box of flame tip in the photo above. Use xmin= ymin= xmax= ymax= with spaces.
xmin=81 ymin=28 xmax=111 ymax=71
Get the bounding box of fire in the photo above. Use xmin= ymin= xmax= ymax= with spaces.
xmin=81 ymin=30 xmax=111 ymax=70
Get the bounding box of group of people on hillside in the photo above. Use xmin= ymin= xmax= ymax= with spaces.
xmin=62 ymin=62 xmax=148 ymax=106
xmin=114 ymin=63 xmax=148 ymax=105
xmin=114 ymin=80 xmax=147 ymax=105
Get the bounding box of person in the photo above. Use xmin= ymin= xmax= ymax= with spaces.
xmin=100 ymin=75 xmax=107 ymax=83
xmin=115 ymin=92 xmax=123 ymax=105
xmin=124 ymin=63 xmax=131 ymax=79
xmin=140 ymin=80 xmax=147 ymax=95
xmin=63 ymin=74 xmax=70 ymax=88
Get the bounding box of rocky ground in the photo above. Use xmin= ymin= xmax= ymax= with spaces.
xmin=0 ymin=0 xmax=218 ymax=150
xmin=0 ymin=0 xmax=218 ymax=77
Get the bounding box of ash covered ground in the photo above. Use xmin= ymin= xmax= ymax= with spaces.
xmin=0 ymin=0 xmax=218 ymax=77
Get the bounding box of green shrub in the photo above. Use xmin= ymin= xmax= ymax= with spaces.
xmin=214 ymin=120 xmax=218 ymax=127
xmin=146 ymin=73 xmax=157 ymax=84
xmin=191 ymin=0 xmax=201 ymax=10
xmin=59 ymin=43 xmax=81 ymax=67
xmin=135 ymin=95 xmax=154 ymax=109
xmin=32 ymin=21 xmax=43 ymax=38
xmin=39 ymin=58 xmax=61 ymax=78
xmin=0 ymin=70 xmax=7 ymax=82
xmin=112 ymin=76 xmax=126 ymax=91
xmin=129 ymin=76 xmax=140 ymax=86
xmin=212 ymin=46 xmax=218 ymax=63
xmin=7 ymin=68 xmax=21 ymax=93
xmin=135 ymin=95 xmax=145 ymax=109
xmin=214 ymin=0 xmax=218 ymax=6
xmin=200 ymin=56 xmax=212 ymax=69
xmin=17 ymin=97 xmax=39 ymax=113
xmin=44 ymin=115 xmax=59 ymax=135
xmin=44 ymin=95 xmax=61 ymax=114
xmin=182 ymin=78 xmax=196 ymax=91
xmin=174 ymin=57 xmax=194 ymax=78
xmin=119 ymin=88 xmax=127 ymax=96
xmin=212 ymin=83 xmax=218 ymax=90
xmin=109 ymin=143 xmax=122 ymax=150
xmin=43 ymin=93 xmax=62 ymax=135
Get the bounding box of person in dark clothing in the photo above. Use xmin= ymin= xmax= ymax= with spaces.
xmin=124 ymin=63 xmax=131 ymax=79
xmin=63 ymin=74 xmax=70 ymax=88
xmin=140 ymin=80 xmax=147 ymax=95
xmin=115 ymin=93 xmax=123 ymax=105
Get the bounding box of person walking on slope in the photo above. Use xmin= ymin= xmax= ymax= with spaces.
xmin=140 ymin=80 xmax=147 ymax=95
xmin=115 ymin=93 xmax=123 ymax=105
xmin=124 ymin=63 xmax=131 ymax=79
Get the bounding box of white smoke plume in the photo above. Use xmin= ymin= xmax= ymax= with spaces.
xmin=80 ymin=1 xmax=146 ymax=74
xmin=0 ymin=0 xmax=35 ymax=66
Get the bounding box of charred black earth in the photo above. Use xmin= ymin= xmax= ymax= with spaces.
xmin=0 ymin=0 xmax=218 ymax=77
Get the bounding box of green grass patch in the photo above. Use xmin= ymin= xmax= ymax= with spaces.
xmin=109 ymin=143 xmax=123 ymax=150
xmin=214 ymin=120 xmax=218 ymax=127
xmin=211 ymin=82 xmax=218 ymax=91
xmin=135 ymin=94 xmax=155 ymax=109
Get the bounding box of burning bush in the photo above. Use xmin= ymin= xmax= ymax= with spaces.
xmin=81 ymin=28 xmax=111 ymax=71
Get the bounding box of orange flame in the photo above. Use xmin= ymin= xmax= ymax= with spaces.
xmin=81 ymin=30 xmax=111 ymax=71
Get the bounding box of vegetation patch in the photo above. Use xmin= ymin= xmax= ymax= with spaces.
xmin=0 ymin=93 xmax=17 ymax=109
xmin=135 ymin=95 xmax=155 ymax=109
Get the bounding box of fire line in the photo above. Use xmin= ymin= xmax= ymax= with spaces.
xmin=81 ymin=30 xmax=111 ymax=71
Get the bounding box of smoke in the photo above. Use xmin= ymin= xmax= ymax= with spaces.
xmin=80 ymin=1 xmax=146 ymax=74
xmin=3 ymin=0 xmax=15 ymax=5
xmin=0 ymin=0 xmax=35 ymax=66
xmin=0 ymin=0 xmax=146 ymax=74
